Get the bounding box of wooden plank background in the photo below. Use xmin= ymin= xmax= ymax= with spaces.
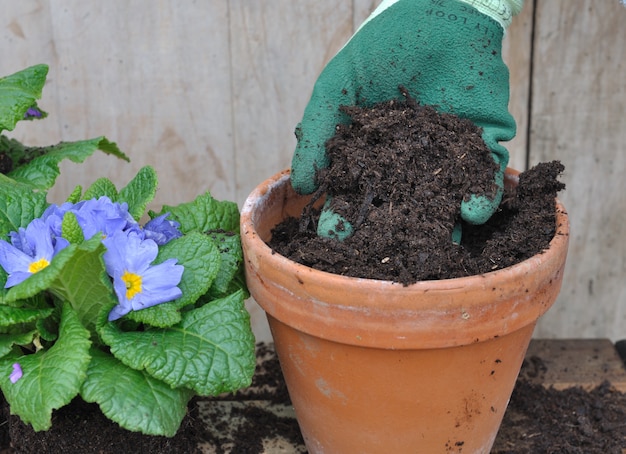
xmin=2 ymin=1 xmax=625 ymax=343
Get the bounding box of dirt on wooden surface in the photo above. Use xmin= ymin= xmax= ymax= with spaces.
xmin=3 ymin=342 xmax=626 ymax=453
xmin=1 ymin=396 xmax=204 ymax=454
xmin=493 ymin=378 xmax=626 ymax=454
xmin=270 ymin=90 xmax=566 ymax=284
xmin=0 ymin=343 xmax=302 ymax=454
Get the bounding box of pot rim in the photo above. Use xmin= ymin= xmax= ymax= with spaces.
xmin=241 ymin=168 xmax=570 ymax=348
xmin=241 ymin=168 xmax=569 ymax=289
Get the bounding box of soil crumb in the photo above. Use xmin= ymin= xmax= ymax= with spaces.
xmin=270 ymin=90 xmax=565 ymax=284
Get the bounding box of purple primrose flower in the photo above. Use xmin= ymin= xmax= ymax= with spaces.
xmin=24 ymin=107 xmax=42 ymax=119
xmin=143 ymin=213 xmax=182 ymax=245
xmin=9 ymin=363 xmax=23 ymax=383
xmin=70 ymin=197 xmax=139 ymax=240
xmin=0 ymin=197 xmax=185 ymax=319
xmin=103 ymin=230 xmax=183 ymax=321
xmin=42 ymin=197 xmax=141 ymax=241
xmin=0 ymin=218 xmax=69 ymax=288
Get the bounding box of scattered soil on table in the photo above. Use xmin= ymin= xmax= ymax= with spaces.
xmin=491 ymin=379 xmax=626 ymax=454
xmin=200 ymin=342 xmax=305 ymax=453
xmin=0 ymin=343 xmax=303 ymax=454
xmin=3 ymin=343 xmax=626 ymax=453
xmin=1 ymin=395 xmax=204 ymax=454
xmin=270 ymin=89 xmax=566 ymax=284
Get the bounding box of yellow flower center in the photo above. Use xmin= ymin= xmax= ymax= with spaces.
xmin=121 ymin=270 xmax=143 ymax=300
xmin=28 ymin=258 xmax=50 ymax=274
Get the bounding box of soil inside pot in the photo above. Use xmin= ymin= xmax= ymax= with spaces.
xmin=270 ymin=89 xmax=566 ymax=284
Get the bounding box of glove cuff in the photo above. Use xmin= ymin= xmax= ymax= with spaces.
xmin=357 ymin=0 xmax=522 ymax=35
xmin=457 ymin=0 xmax=524 ymax=30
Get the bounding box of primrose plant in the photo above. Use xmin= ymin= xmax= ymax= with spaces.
xmin=0 ymin=65 xmax=256 ymax=436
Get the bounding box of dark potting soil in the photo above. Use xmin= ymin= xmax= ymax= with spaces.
xmin=492 ymin=379 xmax=626 ymax=454
xmin=270 ymin=90 xmax=566 ymax=284
xmin=2 ymin=343 xmax=626 ymax=453
xmin=0 ymin=343 xmax=302 ymax=454
xmin=1 ymin=396 xmax=204 ymax=454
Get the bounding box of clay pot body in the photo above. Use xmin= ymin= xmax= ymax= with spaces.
xmin=241 ymin=169 xmax=569 ymax=454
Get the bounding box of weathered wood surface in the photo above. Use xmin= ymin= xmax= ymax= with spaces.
xmin=1 ymin=1 xmax=624 ymax=342
xmin=502 ymin=0 xmax=533 ymax=171
xmin=528 ymin=0 xmax=626 ymax=341
xmin=521 ymin=338 xmax=626 ymax=392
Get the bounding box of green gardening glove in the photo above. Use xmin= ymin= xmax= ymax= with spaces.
xmin=291 ymin=0 xmax=523 ymax=240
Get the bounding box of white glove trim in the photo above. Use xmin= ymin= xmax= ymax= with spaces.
xmin=457 ymin=0 xmax=524 ymax=29
xmin=358 ymin=0 xmax=523 ymax=32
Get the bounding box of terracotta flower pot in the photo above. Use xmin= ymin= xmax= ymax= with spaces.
xmin=240 ymin=169 xmax=569 ymax=454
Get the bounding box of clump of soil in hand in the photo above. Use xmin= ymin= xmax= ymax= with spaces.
xmin=270 ymin=89 xmax=565 ymax=284
xmin=318 ymin=87 xmax=499 ymax=239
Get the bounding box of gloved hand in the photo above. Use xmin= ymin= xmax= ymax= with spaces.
xmin=291 ymin=0 xmax=523 ymax=240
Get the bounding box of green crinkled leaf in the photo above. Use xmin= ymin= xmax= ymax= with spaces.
xmin=164 ymin=232 xmax=221 ymax=306
xmin=0 ymin=179 xmax=48 ymax=236
xmin=124 ymin=231 xmax=221 ymax=327
xmin=0 ymin=64 xmax=48 ymax=133
xmin=0 ymin=289 xmax=48 ymax=313
xmin=0 ymin=279 xmax=6 ymax=304
xmin=36 ymin=314 xmax=59 ymax=342
xmin=124 ymin=299 xmax=182 ymax=328
xmin=61 ymin=211 xmax=84 ymax=244
xmin=48 ymin=238 xmax=116 ymax=332
xmin=205 ymin=230 xmax=245 ymax=297
xmin=82 ymin=177 xmax=118 ymax=201
xmin=0 ymin=269 xmax=7 ymax=302
xmin=81 ymin=348 xmax=193 ymax=436
xmin=100 ymin=290 xmax=255 ymax=396
xmin=129 ymin=299 xmax=187 ymax=330
xmin=0 ymin=305 xmax=53 ymax=327
xmin=0 ymin=303 xmax=92 ymax=431
xmin=157 ymin=192 xmax=240 ymax=235
xmin=118 ymin=165 xmax=157 ymax=220
xmin=0 ymin=136 xmax=47 ymax=176
xmin=0 ymin=331 xmax=36 ymax=359
xmin=6 ymin=137 xmax=129 ymax=190
xmin=66 ymin=185 xmax=83 ymax=203
xmin=5 ymin=236 xmax=115 ymax=332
